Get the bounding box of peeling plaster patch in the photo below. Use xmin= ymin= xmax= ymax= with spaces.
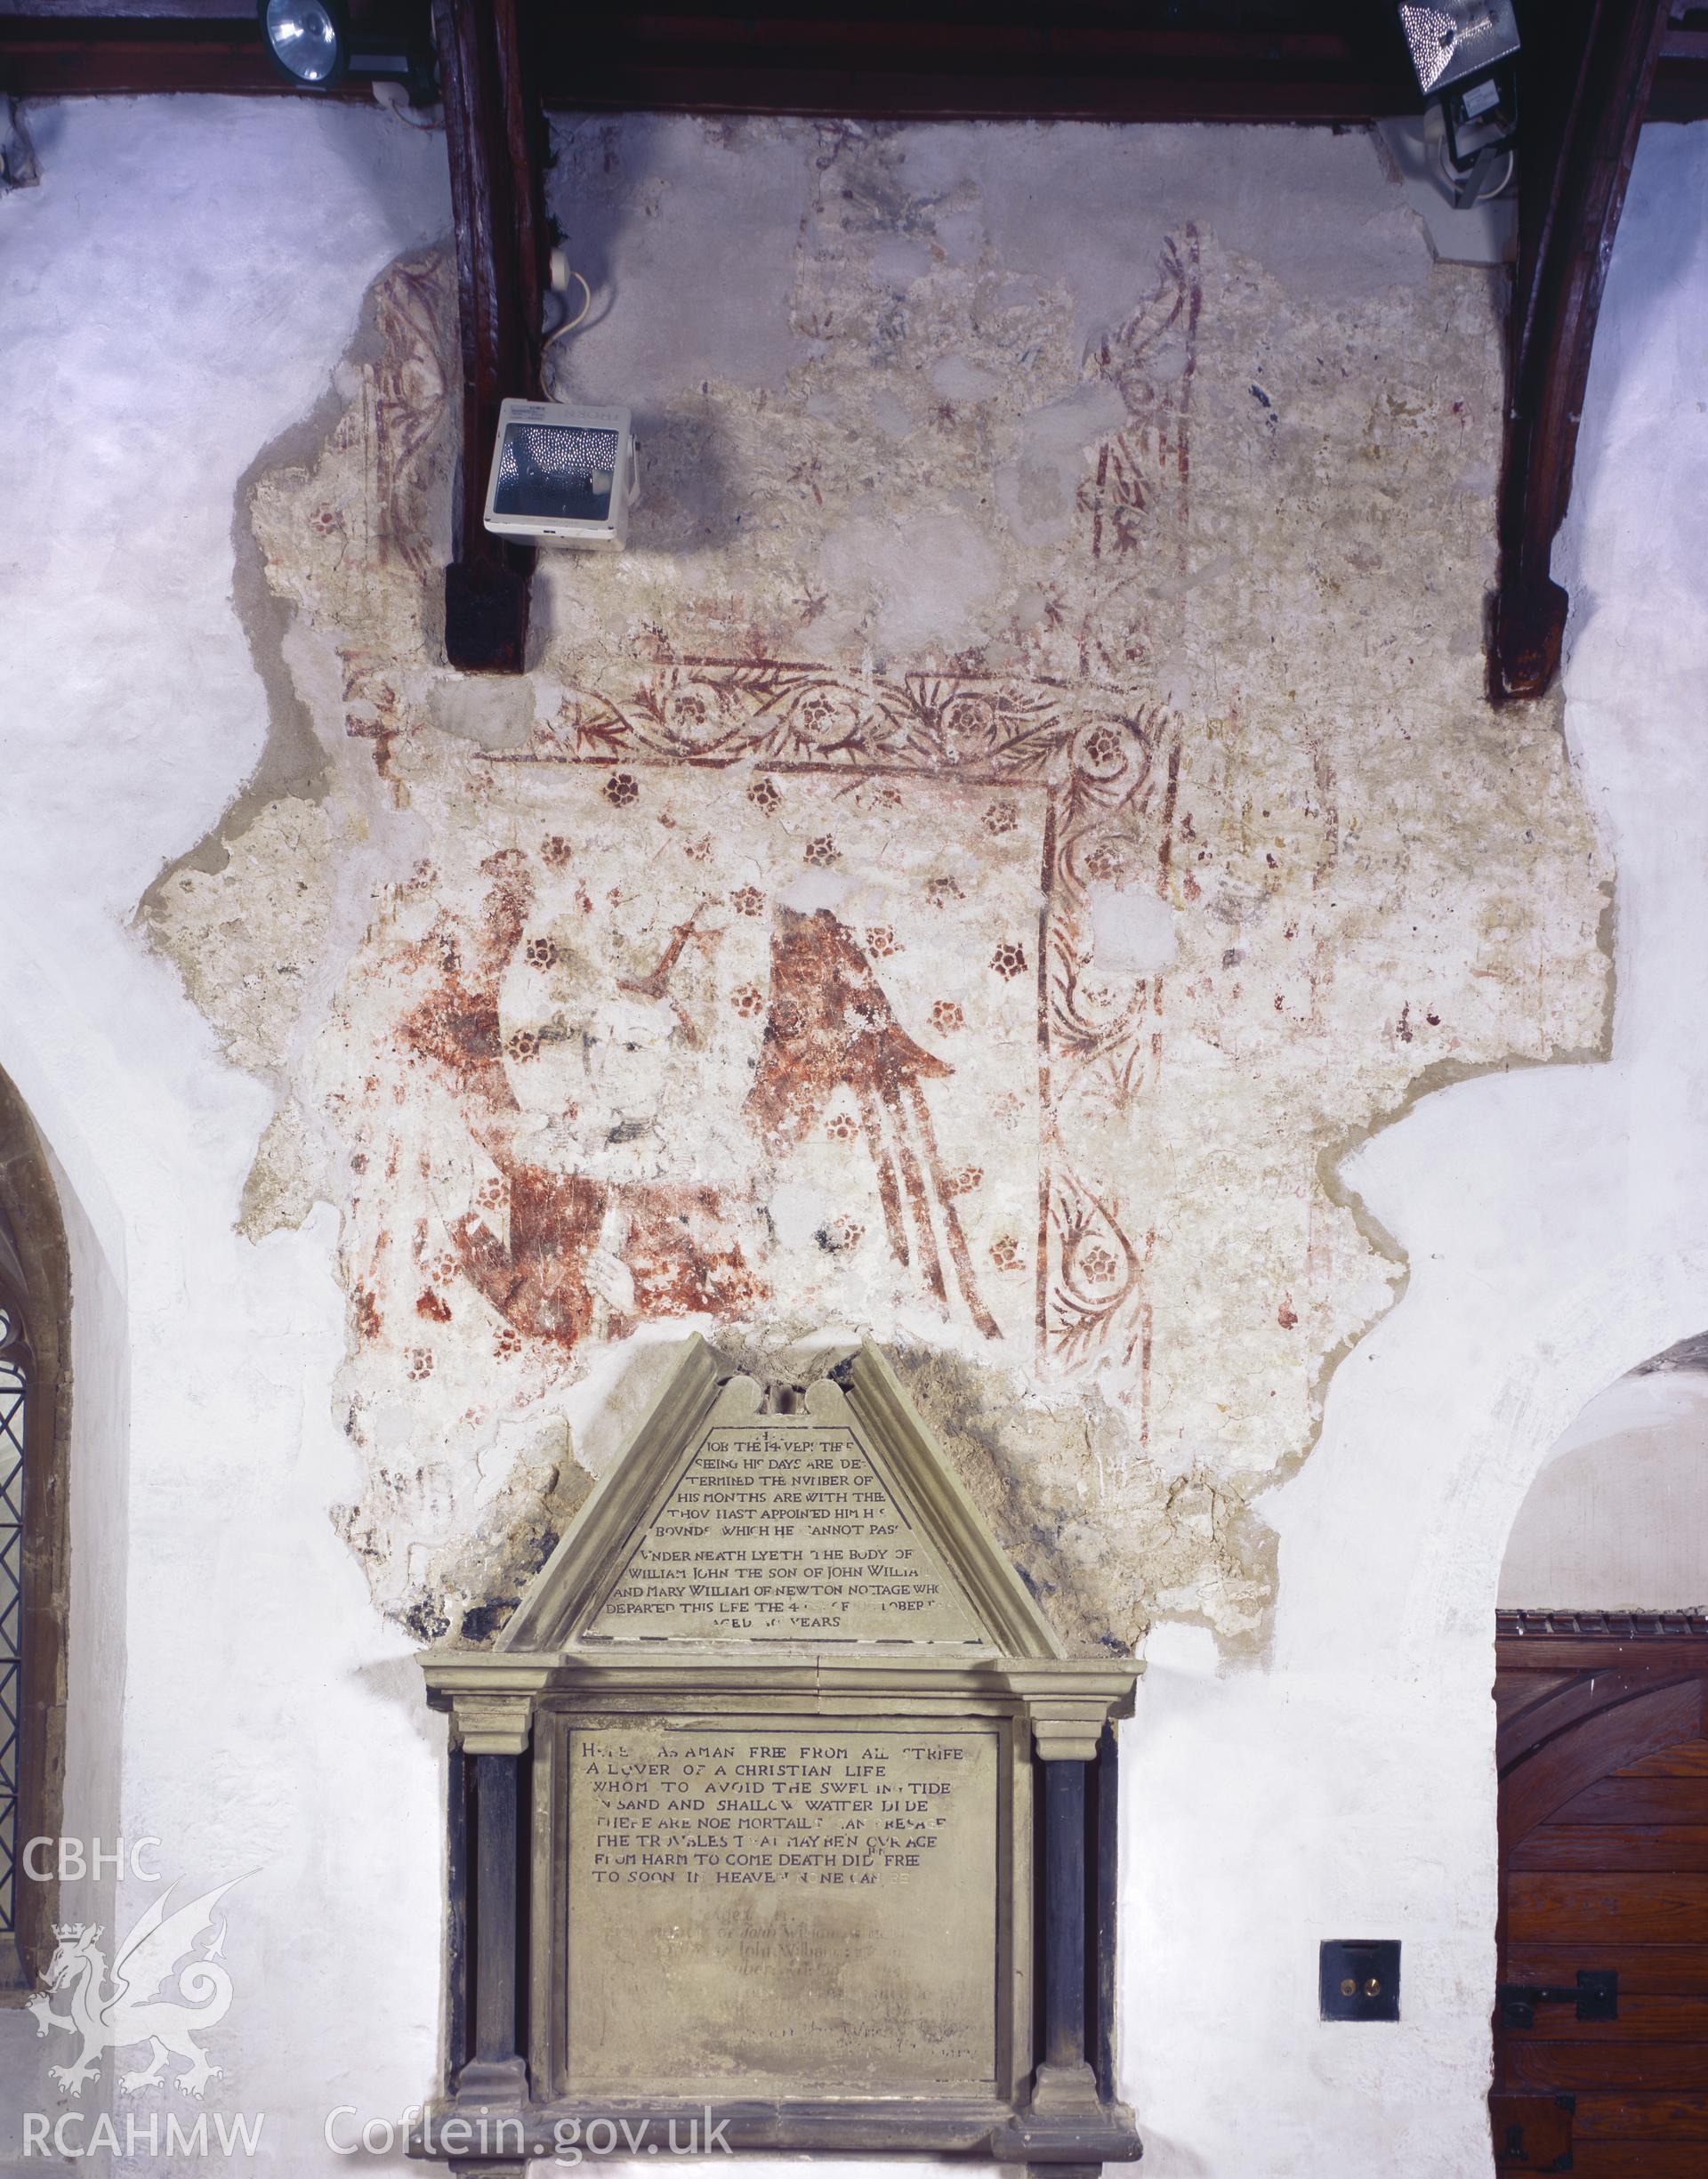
xmin=931 ymin=207 xmax=986 ymax=266
xmin=560 ymin=1328 xmax=732 ymax=1483
xmin=777 ymin=867 xmax=856 ymax=914
xmin=1635 ymin=1329 xmax=1708 ymax=1376
xmin=890 ymin=1344 xmax=1277 ymax=1654
xmin=149 ymin=793 xmax=336 ymax=1079
xmin=769 ymin=1182 xmax=832 ymax=1252
xmin=0 ymin=95 xmax=40 ymax=192
xmin=1088 ymin=883 xmax=1179 ymax=978
xmin=146 ymin=120 xmax=1611 ymax=1647
xmin=870 ymin=236 xmax=934 ymax=289
xmin=545 ymin=117 xmax=813 ymax=401
xmin=427 ymin=675 xmax=536 ymax=752
xmin=428 ymin=1416 xmax=592 ymax=1645
xmin=997 ymin=381 xmax=1129 ymax=545
xmin=818 ymin=508 xmax=1006 ymax=655
xmin=931 ymin=354 xmax=1002 ymax=403
xmin=239 ymin=1097 xmax=324 ymax=1239
xmin=963 ymin=124 xmax=1435 ymax=352
xmin=144 ymin=249 xmax=459 ymax=1246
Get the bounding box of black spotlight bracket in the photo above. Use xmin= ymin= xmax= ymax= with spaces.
xmin=1441 ymin=66 xmax=1519 ymax=175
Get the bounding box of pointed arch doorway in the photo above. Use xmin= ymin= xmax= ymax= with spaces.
xmin=1493 ymin=1334 xmax=1708 ymax=2175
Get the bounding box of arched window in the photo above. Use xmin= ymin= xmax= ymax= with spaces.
xmin=0 ymin=1286 xmax=22 ymax=1963
xmin=0 ymin=1075 xmax=69 ymax=1995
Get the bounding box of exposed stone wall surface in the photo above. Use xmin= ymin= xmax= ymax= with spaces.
xmin=146 ymin=117 xmax=1607 ymax=1655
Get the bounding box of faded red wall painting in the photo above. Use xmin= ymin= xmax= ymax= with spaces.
xmin=164 ymin=152 xmax=1612 ymax=1642
xmin=497 ymin=663 xmax=1182 ymax=1376
xmin=323 ymin=668 xmax=1181 ymax=1404
xmin=307 ymin=232 xmax=1202 ymax=1448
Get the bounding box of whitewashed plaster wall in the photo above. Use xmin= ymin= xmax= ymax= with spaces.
xmin=0 ymin=87 xmax=1703 ymax=2179
xmin=1500 ymin=1363 xmax=1708 ymax=1608
xmin=0 ymin=98 xmax=455 ymax=2176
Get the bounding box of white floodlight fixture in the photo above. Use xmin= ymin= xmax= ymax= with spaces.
xmin=1397 ymin=2 xmax=1520 ymax=176
xmin=482 ymin=400 xmax=640 ymax=552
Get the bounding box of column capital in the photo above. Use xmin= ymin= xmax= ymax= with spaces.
xmin=452 ymin=1693 xmax=533 ymax=1755
xmin=1028 ymin=1707 xmax=1112 ymax=1762
xmin=998 ymin=1660 xmax=1138 ymax=1758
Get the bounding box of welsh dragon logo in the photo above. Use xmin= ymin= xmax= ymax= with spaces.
xmin=27 ymin=1880 xmax=238 ymax=2097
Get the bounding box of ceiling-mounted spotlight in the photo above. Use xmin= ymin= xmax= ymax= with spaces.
xmin=259 ymin=0 xmax=347 ymax=84
xmin=1396 ymin=3 xmax=1519 ymax=184
xmin=257 ymin=0 xmax=434 ymax=102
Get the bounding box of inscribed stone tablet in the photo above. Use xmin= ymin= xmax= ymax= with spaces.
xmin=588 ymin=1424 xmax=981 ymax=1642
xmin=565 ymin=1723 xmax=999 ymax=2094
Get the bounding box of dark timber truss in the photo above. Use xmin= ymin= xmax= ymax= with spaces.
xmin=4 ymin=1 xmax=1703 ymax=695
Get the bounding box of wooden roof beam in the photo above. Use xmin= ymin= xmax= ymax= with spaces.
xmin=432 ymin=0 xmax=546 ymax=674
xmin=1490 ymin=0 xmax=1675 ymax=703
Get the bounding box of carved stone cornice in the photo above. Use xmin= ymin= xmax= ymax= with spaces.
xmin=423 ymin=1647 xmax=1140 ymax=1739
xmin=995 ymin=1662 xmax=1140 ymax=1759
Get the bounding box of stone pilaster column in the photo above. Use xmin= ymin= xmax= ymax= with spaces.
xmin=451 ymin=1695 xmax=533 ymax=2111
xmin=1030 ymin=1722 xmax=1102 ymax=2122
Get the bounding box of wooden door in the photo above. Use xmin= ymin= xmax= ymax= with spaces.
xmin=1494 ymin=1612 xmax=1708 ymax=2176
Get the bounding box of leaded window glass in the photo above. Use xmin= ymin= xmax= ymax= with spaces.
xmin=0 ymin=1307 xmax=20 ymax=1945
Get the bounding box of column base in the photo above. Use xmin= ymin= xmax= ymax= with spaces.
xmin=451 ymin=2054 xmax=528 ymax=2110
xmin=990 ymin=2063 xmax=1143 ymax=2165
xmin=1031 ymin=2061 xmax=1106 ymax=2118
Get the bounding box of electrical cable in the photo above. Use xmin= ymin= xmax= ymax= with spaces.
xmin=372 ymin=80 xmax=441 ymax=129
xmin=542 ymin=270 xmax=594 ymax=398
xmin=544 ymin=270 xmax=594 ymax=352
xmin=1439 ymin=133 xmax=1516 ymax=206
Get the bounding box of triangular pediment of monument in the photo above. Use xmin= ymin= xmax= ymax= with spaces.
xmin=497 ymin=1336 xmax=1065 ymax=1658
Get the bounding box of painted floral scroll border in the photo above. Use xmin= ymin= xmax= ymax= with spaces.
xmin=489 ymin=659 xmax=1182 ymax=1377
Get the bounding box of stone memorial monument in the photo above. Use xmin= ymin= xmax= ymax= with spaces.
xmin=414 ymin=1338 xmax=1142 ymax=2175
